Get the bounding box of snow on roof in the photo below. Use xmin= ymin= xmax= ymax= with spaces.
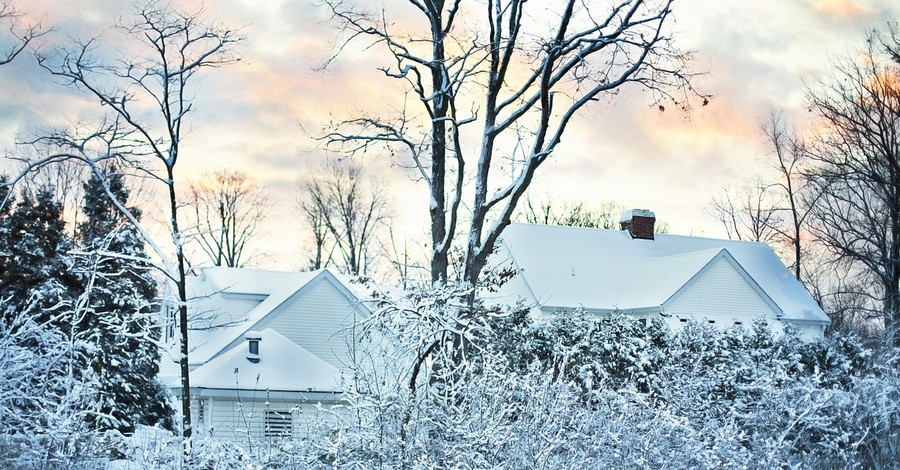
xmin=189 ymin=328 xmax=342 ymax=392
xmin=160 ymin=267 xmax=369 ymax=369
xmin=497 ymin=223 xmax=828 ymax=323
xmin=197 ymin=268 xmax=319 ymax=296
xmin=620 ymin=209 xmax=655 ymax=222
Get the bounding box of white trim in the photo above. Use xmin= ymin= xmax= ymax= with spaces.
xmin=221 ymin=292 xmax=268 ymax=302
xmin=175 ymin=387 xmax=345 ymax=403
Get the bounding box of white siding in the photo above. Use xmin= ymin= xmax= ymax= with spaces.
xmin=493 ymin=271 xmax=537 ymax=307
xmin=256 ymin=278 xmax=363 ymax=369
xmin=198 ymin=397 xmax=336 ymax=443
xmin=664 ymin=255 xmax=778 ymax=325
xmin=187 ymin=295 xmax=262 ymax=328
xmin=792 ymin=323 xmax=827 ymax=340
xmin=220 ymin=296 xmax=264 ymax=323
xmin=488 ymin=243 xmax=538 ymax=308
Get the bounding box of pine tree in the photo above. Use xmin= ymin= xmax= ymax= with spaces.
xmin=76 ymin=169 xmax=174 ymax=433
xmin=0 ymin=186 xmax=78 ymax=322
xmin=0 ymin=175 xmax=13 ymax=299
xmin=0 ymin=174 xmax=11 ymax=217
xmin=0 ymin=183 xmax=96 ymax=462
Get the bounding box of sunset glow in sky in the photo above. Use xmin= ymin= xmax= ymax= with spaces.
xmin=1 ymin=0 xmax=898 ymax=271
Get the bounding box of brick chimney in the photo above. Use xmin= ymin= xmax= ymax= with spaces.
xmin=620 ymin=209 xmax=656 ymax=240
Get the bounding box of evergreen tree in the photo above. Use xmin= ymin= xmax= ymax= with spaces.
xmin=0 ymin=175 xmax=13 ymax=297
xmin=76 ymin=169 xmax=174 ymax=433
xmin=0 ymin=174 xmax=11 ymax=216
xmin=0 ymin=186 xmax=78 ymax=322
xmin=0 ymin=182 xmax=96 ymax=463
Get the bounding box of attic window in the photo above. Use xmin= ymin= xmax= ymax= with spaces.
xmin=245 ymin=331 xmax=262 ymax=363
xmin=265 ymin=410 xmax=292 ymax=438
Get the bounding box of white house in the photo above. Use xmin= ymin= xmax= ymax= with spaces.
xmin=158 ymin=268 xmax=369 ymax=442
xmin=491 ymin=210 xmax=830 ymax=338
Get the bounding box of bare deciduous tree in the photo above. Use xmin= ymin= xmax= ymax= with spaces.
xmin=23 ymin=2 xmax=243 ymax=456
xmin=321 ymin=0 xmax=706 ymax=291
xmin=708 ymin=113 xmax=816 ymax=283
xmin=761 ymin=113 xmax=815 ymax=281
xmin=297 ymin=183 xmax=331 ymax=271
xmin=519 ymin=198 xmax=624 ymax=229
xmin=187 ymin=170 xmax=267 ymax=268
xmin=297 ymin=161 xmax=389 ymax=275
xmin=0 ymin=0 xmax=43 ymax=66
xmin=805 ymin=28 xmax=900 ymax=348
xmin=709 ymin=181 xmax=784 ymax=245
xmin=383 ymin=226 xmax=426 ymax=288
xmin=520 ymin=197 xmax=671 ymax=233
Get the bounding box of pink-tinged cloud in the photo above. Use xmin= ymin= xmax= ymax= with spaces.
xmin=3 ymin=0 xmax=900 ymax=271
xmin=814 ymin=0 xmax=871 ymax=18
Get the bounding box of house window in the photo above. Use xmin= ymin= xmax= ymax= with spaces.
xmin=164 ymin=303 xmax=176 ymax=341
xmin=264 ymin=410 xmax=292 ymax=438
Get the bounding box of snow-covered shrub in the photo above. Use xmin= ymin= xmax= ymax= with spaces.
xmin=187 ymin=435 xmax=253 ymax=469
xmin=0 ymin=301 xmax=104 ymax=469
xmin=83 ymin=282 xmax=892 ymax=469
xmin=108 ymin=425 xmax=179 ymax=468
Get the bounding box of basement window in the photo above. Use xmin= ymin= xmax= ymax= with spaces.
xmin=264 ymin=410 xmax=292 ymax=438
xmin=708 ymin=320 xmax=716 ymax=324
xmin=734 ymin=321 xmax=743 ymax=326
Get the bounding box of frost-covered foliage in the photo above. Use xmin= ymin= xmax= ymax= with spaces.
xmin=0 ymin=185 xmax=100 ymax=467
xmin=0 ymin=301 xmax=100 ymax=469
xmin=267 ymin=283 xmax=898 ymax=469
xmin=0 ymin=178 xmax=175 ymax=466
xmin=16 ymin=278 xmax=894 ymax=468
xmin=74 ymin=170 xmax=173 ymax=434
xmin=490 ymin=312 xmax=899 ymax=468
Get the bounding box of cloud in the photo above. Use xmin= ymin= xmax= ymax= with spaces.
xmin=814 ymin=0 xmax=871 ymax=18
xmin=4 ymin=0 xmax=900 ymax=269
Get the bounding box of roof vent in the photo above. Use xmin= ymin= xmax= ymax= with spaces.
xmin=620 ymin=209 xmax=656 ymax=240
xmin=245 ymin=331 xmax=262 ymax=363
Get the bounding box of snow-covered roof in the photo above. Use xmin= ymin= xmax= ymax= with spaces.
xmin=496 ymin=223 xmax=828 ymax=324
xmin=161 ymin=267 xmax=369 ymax=371
xmin=197 ymin=268 xmax=318 ymax=296
xmin=189 ymin=328 xmax=342 ymax=392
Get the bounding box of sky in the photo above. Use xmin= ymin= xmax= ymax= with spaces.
xmin=1 ymin=0 xmax=898 ymax=273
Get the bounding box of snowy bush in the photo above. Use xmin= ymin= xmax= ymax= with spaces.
xmin=2 ymin=268 xmax=897 ymax=468
xmin=299 ymin=283 xmax=900 ymax=469
xmin=0 ymin=301 xmax=104 ymax=469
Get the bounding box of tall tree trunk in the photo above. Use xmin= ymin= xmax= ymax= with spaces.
xmin=169 ymin=170 xmax=193 ymax=447
xmin=889 ymin=206 xmax=900 ymax=348
xmin=429 ymin=5 xmax=449 ymax=286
